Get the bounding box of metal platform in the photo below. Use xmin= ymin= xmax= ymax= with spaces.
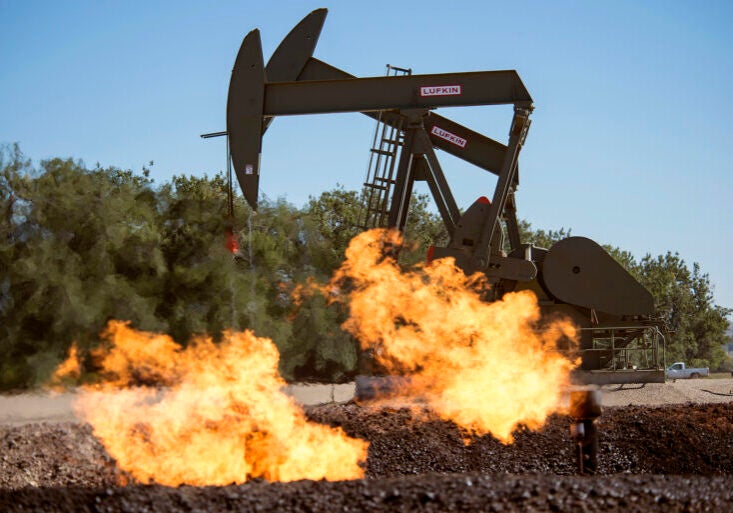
xmin=573 ymin=369 xmax=665 ymax=386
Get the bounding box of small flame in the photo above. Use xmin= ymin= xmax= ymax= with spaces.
xmin=225 ymin=227 xmax=239 ymax=254
xmin=57 ymin=321 xmax=367 ymax=485
xmin=330 ymin=229 xmax=578 ymax=443
xmin=49 ymin=344 xmax=82 ymax=389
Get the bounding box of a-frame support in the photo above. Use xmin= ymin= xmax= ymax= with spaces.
xmin=386 ymin=116 xmax=460 ymax=237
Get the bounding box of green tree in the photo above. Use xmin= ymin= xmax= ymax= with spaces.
xmin=0 ymin=148 xmax=165 ymax=387
xmin=302 ymin=186 xmax=362 ymax=272
xmin=156 ymin=173 xmax=253 ymax=343
xmin=303 ymin=186 xmax=448 ymax=269
xmin=516 ymin=219 xmax=571 ymax=249
xmin=245 ymin=195 xmax=356 ymax=381
xmin=636 ymin=253 xmax=731 ymax=369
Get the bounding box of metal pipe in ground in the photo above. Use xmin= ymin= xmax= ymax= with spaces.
xmin=569 ymin=386 xmax=602 ymax=475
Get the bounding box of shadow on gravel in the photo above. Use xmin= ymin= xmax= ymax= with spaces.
xmin=607 ymin=384 xmax=646 ymax=391
xmin=701 ymin=389 xmax=733 ymax=397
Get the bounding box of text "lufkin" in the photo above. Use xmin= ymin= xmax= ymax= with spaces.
xmin=430 ymin=126 xmax=467 ymax=148
xmin=419 ymin=85 xmax=462 ymax=97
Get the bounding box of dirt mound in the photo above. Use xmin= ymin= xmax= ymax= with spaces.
xmin=1 ymin=403 xmax=732 ymax=512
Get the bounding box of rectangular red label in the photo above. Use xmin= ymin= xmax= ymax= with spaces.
xmin=419 ymin=85 xmax=462 ymax=97
xmin=430 ymin=126 xmax=467 ymax=148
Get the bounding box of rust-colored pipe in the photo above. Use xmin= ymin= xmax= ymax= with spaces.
xmin=569 ymin=387 xmax=602 ymax=474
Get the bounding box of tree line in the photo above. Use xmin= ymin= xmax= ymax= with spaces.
xmin=0 ymin=144 xmax=730 ymax=389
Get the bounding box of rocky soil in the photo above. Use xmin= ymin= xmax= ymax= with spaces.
xmin=1 ymin=402 xmax=732 ymax=512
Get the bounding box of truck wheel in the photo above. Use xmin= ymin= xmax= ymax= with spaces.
xmin=690 ymin=372 xmax=700 ymax=379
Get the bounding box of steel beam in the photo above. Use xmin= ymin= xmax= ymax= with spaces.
xmin=387 ymin=130 xmax=417 ymax=231
xmin=422 ymin=112 xmax=509 ymax=178
xmin=473 ymin=106 xmax=532 ymax=269
xmin=264 ymin=71 xmax=532 ymax=116
xmin=504 ymin=191 xmax=522 ymax=252
xmin=418 ymin=130 xmax=460 ymax=235
xmin=298 ymin=58 xmax=512 ymax=176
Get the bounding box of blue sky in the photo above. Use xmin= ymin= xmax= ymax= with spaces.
xmin=1 ymin=0 xmax=732 ymax=310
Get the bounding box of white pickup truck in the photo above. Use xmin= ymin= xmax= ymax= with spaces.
xmin=666 ymin=362 xmax=710 ymax=379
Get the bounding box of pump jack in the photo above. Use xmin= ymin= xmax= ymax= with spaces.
xmin=215 ymin=9 xmax=667 ymax=385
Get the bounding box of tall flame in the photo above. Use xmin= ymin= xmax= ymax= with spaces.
xmin=330 ymin=229 xmax=578 ymax=443
xmin=55 ymin=321 xmax=367 ymax=486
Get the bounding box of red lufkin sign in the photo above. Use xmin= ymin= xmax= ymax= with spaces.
xmin=430 ymin=126 xmax=467 ymax=148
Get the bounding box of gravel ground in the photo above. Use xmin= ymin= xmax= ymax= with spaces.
xmin=1 ymin=402 xmax=732 ymax=512
xmin=601 ymin=378 xmax=733 ymax=406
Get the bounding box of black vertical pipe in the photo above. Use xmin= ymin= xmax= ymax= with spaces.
xmin=569 ymin=388 xmax=602 ymax=475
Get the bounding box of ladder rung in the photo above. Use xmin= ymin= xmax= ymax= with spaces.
xmin=381 ymin=138 xmax=403 ymax=146
xmin=364 ymin=182 xmax=388 ymax=191
xmin=387 ymin=65 xmax=411 ymax=74
xmin=370 ymin=148 xmax=395 ymax=157
xmin=375 ymin=177 xmax=396 ymax=184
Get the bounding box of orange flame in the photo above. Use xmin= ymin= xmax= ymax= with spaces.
xmin=58 ymin=321 xmax=367 ymax=485
xmin=330 ymin=229 xmax=578 ymax=443
xmin=49 ymin=344 xmax=82 ymax=390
